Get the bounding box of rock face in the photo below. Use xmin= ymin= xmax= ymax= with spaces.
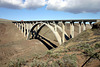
xmin=92 ymin=22 xmax=100 ymax=29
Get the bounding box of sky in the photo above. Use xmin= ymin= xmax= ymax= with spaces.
xmin=0 ymin=0 xmax=100 ymax=21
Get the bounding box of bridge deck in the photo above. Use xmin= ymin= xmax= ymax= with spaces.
xmin=13 ymin=19 xmax=99 ymax=23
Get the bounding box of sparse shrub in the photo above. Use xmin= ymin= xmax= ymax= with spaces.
xmin=51 ymin=61 xmax=60 ymax=67
xmin=67 ymin=45 xmax=77 ymax=51
xmin=93 ymin=53 xmax=100 ymax=60
xmin=83 ymin=47 xmax=94 ymax=56
xmin=50 ymin=53 xmax=60 ymax=58
xmin=46 ymin=58 xmax=54 ymax=66
xmin=62 ymin=54 xmax=77 ymax=67
xmin=8 ymin=61 xmax=15 ymax=67
xmin=95 ymin=43 xmax=100 ymax=49
xmin=47 ymin=50 xmax=53 ymax=55
xmin=39 ymin=62 xmax=47 ymax=67
xmin=55 ymin=60 xmax=64 ymax=67
xmin=77 ymin=43 xmax=90 ymax=51
xmin=63 ymin=47 xmax=68 ymax=52
xmin=67 ymin=43 xmax=90 ymax=51
xmin=31 ymin=59 xmax=45 ymax=67
xmin=32 ymin=54 xmax=41 ymax=59
xmin=8 ymin=58 xmax=25 ymax=67
xmin=31 ymin=59 xmax=37 ymax=66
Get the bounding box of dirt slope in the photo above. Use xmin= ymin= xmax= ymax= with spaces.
xmin=17 ymin=22 xmax=100 ymax=67
xmin=0 ymin=21 xmax=48 ymax=67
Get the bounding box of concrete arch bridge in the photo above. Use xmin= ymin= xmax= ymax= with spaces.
xmin=13 ymin=19 xmax=98 ymax=49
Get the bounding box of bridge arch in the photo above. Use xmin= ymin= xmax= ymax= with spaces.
xmin=36 ymin=23 xmax=62 ymax=45
xmin=50 ymin=23 xmax=70 ymax=40
xmin=27 ymin=22 xmax=41 ymax=40
xmin=28 ymin=23 xmax=62 ymax=45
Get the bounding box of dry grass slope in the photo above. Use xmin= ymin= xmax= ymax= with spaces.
xmin=0 ymin=19 xmax=48 ymax=67
xmin=8 ymin=22 xmax=100 ymax=67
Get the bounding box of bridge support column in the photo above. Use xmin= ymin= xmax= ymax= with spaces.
xmin=62 ymin=21 xmax=65 ymax=43
xmin=37 ymin=24 xmax=39 ymax=30
xmin=24 ymin=23 xmax=26 ymax=37
xmin=21 ymin=23 xmax=24 ymax=33
xmin=30 ymin=23 xmax=32 ymax=30
xmin=34 ymin=22 xmax=37 ymax=31
xmin=40 ymin=22 xmax=42 ymax=27
xmin=54 ymin=21 xmax=57 ymax=32
xmin=15 ymin=22 xmax=17 ymax=26
xmin=17 ymin=23 xmax=20 ymax=29
xmin=32 ymin=22 xmax=34 ymax=26
xmin=55 ymin=24 xmax=57 ymax=32
xmin=83 ymin=22 xmax=86 ymax=31
xmin=19 ymin=23 xmax=21 ymax=30
xmin=70 ymin=22 xmax=74 ymax=38
xmin=79 ymin=22 xmax=82 ymax=33
xmin=26 ymin=23 xmax=29 ymax=37
xmin=17 ymin=23 xmax=18 ymax=28
xmin=16 ymin=22 xmax=18 ymax=28
xmin=89 ymin=22 xmax=92 ymax=29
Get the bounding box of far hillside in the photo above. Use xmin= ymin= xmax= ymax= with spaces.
xmin=0 ymin=18 xmax=12 ymax=23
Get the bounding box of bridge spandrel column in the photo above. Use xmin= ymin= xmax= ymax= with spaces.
xmin=70 ymin=22 xmax=74 ymax=38
xmin=79 ymin=22 xmax=82 ymax=33
xmin=54 ymin=21 xmax=57 ymax=32
xmin=30 ymin=23 xmax=33 ymax=30
xmin=17 ymin=23 xmax=18 ymax=28
xmin=27 ymin=23 xmax=29 ymax=37
xmin=15 ymin=22 xmax=17 ymax=26
xmin=32 ymin=22 xmax=34 ymax=26
xmin=28 ymin=23 xmax=31 ymax=33
xmin=55 ymin=24 xmax=57 ymax=32
xmin=24 ymin=23 xmax=26 ymax=37
xmin=62 ymin=22 xmax=65 ymax=43
xmin=89 ymin=22 xmax=92 ymax=29
xmin=21 ymin=23 xmax=24 ymax=33
xmin=37 ymin=24 xmax=39 ymax=30
xmin=83 ymin=22 xmax=86 ymax=31
xmin=19 ymin=23 xmax=21 ymax=30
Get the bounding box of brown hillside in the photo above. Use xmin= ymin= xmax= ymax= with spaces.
xmin=16 ymin=22 xmax=100 ymax=67
xmin=0 ymin=19 xmax=98 ymax=67
xmin=0 ymin=20 xmax=48 ymax=67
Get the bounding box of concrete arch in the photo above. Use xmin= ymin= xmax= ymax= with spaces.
xmin=50 ymin=23 xmax=70 ymax=40
xmin=27 ymin=22 xmax=41 ymax=40
xmin=36 ymin=23 xmax=62 ymax=45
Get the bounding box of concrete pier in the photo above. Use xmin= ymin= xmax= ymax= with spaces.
xmin=18 ymin=23 xmax=20 ymax=30
xmin=83 ymin=22 xmax=86 ymax=31
xmin=79 ymin=22 xmax=82 ymax=33
xmin=27 ymin=23 xmax=29 ymax=37
xmin=24 ymin=23 xmax=26 ymax=37
xmin=54 ymin=21 xmax=57 ymax=32
xmin=62 ymin=21 xmax=65 ymax=43
xmin=70 ymin=22 xmax=74 ymax=38
xmin=89 ymin=22 xmax=92 ymax=29
xmin=21 ymin=23 xmax=23 ymax=33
